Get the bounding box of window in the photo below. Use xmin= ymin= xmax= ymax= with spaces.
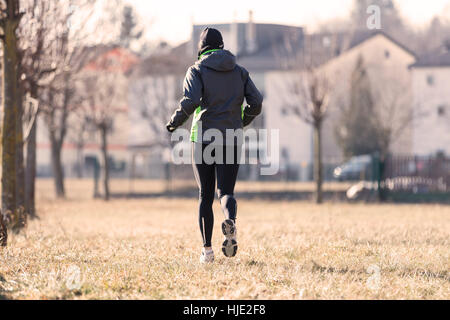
xmin=426 ymin=75 xmax=435 ymax=86
xmin=437 ymin=105 xmax=446 ymax=117
xmin=384 ymin=50 xmax=390 ymax=59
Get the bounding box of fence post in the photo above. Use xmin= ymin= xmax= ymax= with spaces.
xmin=371 ymin=152 xmax=381 ymax=201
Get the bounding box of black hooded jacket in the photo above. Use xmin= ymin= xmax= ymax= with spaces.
xmin=167 ymin=49 xmax=263 ymax=144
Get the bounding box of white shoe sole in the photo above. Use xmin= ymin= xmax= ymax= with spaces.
xmin=221 ymin=219 xmax=237 ymax=258
xmin=200 ymin=251 xmax=214 ymax=263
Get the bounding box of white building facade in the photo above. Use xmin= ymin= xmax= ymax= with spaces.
xmin=410 ymin=47 xmax=450 ymax=155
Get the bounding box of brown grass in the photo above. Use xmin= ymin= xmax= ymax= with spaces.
xmin=0 ymin=179 xmax=449 ymax=299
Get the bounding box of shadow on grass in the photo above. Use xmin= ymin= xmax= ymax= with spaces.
xmin=309 ymin=261 xmax=449 ymax=282
xmin=0 ymin=273 xmax=10 ymax=300
xmin=399 ymin=269 xmax=449 ymax=282
xmin=111 ymin=187 xmax=348 ymax=202
xmin=310 ymin=260 xmax=363 ymax=275
xmin=0 ymin=293 xmax=9 ymax=300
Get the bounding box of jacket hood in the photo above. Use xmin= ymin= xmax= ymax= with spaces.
xmin=199 ymin=50 xmax=236 ymax=72
xmin=197 ymin=27 xmax=224 ymax=58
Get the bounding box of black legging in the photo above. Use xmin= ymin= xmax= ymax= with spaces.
xmin=192 ymin=143 xmax=240 ymax=248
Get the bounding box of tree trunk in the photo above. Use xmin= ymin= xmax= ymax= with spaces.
xmin=25 ymin=118 xmax=37 ymax=218
xmin=93 ymin=159 xmax=100 ymax=198
xmin=25 ymin=83 xmax=38 ymax=218
xmin=14 ymin=81 xmax=26 ymax=231
xmin=76 ymin=121 xmax=87 ymax=178
xmin=50 ymin=139 xmax=65 ymax=198
xmin=100 ymin=125 xmax=110 ymax=201
xmin=2 ymin=4 xmax=24 ymax=237
xmin=0 ymin=212 xmax=6 ymax=246
xmin=313 ymin=120 xmax=323 ymax=204
xmin=1 ymin=24 xmax=17 ymax=238
xmin=75 ymin=139 xmax=84 ymax=178
xmin=164 ymin=162 xmax=172 ymax=193
xmin=46 ymin=76 xmax=69 ymax=199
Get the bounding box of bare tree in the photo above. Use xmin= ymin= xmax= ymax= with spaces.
xmin=287 ymin=69 xmax=330 ymax=203
xmin=335 ymin=56 xmax=380 ymax=158
xmin=39 ymin=0 xmax=138 ymax=198
xmin=130 ymin=76 xmax=177 ymax=185
xmin=19 ymin=0 xmax=58 ymax=217
xmin=370 ymin=66 xmax=413 ymax=157
xmin=37 ymin=0 xmax=96 ymax=198
xmin=42 ymin=63 xmax=71 ymax=198
xmin=336 ymin=55 xmax=413 ymax=159
xmin=276 ymin=35 xmax=335 ymax=204
xmin=82 ymin=72 xmax=127 ymax=200
xmin=67 ymin=106 xmax=91 ymax=178
xmin=119 ymin=4 xmax=143 ymax=50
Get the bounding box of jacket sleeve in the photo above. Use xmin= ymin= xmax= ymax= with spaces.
xmin=242 ymin=69 xmax=263 ymax=127
xmin=167 ymin=66 xmax=203 ymax=131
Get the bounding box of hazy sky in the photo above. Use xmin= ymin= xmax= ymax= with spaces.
xmin=125 ymin=0 xmax=450 ymax=45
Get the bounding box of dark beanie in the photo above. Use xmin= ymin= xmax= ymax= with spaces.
xmin=198 ymin=27 xmax=224 ymax=58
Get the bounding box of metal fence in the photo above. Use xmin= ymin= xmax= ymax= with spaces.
xmin=379 ymin=154 xmax=450 ymax=202
xmin=382 ymin=154 xmax=450 ymax=192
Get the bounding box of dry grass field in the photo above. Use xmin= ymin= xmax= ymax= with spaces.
xmin=0 ymin=179 xmax=449 ymax=299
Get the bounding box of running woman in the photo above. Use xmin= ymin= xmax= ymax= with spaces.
xmin=166 ymin=27 xmax=263 ymax=263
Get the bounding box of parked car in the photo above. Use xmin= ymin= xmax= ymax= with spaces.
xmin=333 ymin=155 xmax=372 ymax=181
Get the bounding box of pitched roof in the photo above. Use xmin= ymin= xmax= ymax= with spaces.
xmin=349 ymin=30 xmax=416 ymax=58
xmin=237 ymin=29 xmax=416 ymax=72
xmin=192 ymin=23 xmax=304 ymax=57
xmin=131 ymin=28 xmax=416 ymax=76
xmin=193 ymin=23 xmax=304 ymax=73
xmin=410 ymin=45 xmax=450 ymax=68
xmin=247 ymin=30 xmax=416 ymax=72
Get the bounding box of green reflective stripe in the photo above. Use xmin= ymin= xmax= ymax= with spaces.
xmin=198 ymin=49 xmax=221 ymax=59
xmin=190 ymin=106 xmax=202 ymax=142
xmin=241 ymin=104 xmax=244 ymax=120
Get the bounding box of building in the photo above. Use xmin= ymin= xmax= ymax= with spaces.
xmin=410 ymin=43 xmax=450 ymax=156
xmin=264 ymin=31 xmax=417 ymax=180
xmin=28 ymin=19 xmax=425 ymax=183
xmin=128 ymin=13 xmax=306 ymax=180
xmin=36 ymin=46 xmax=139 ymax=178
xmin=129 ymin=17 xmax=419 ymax=181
